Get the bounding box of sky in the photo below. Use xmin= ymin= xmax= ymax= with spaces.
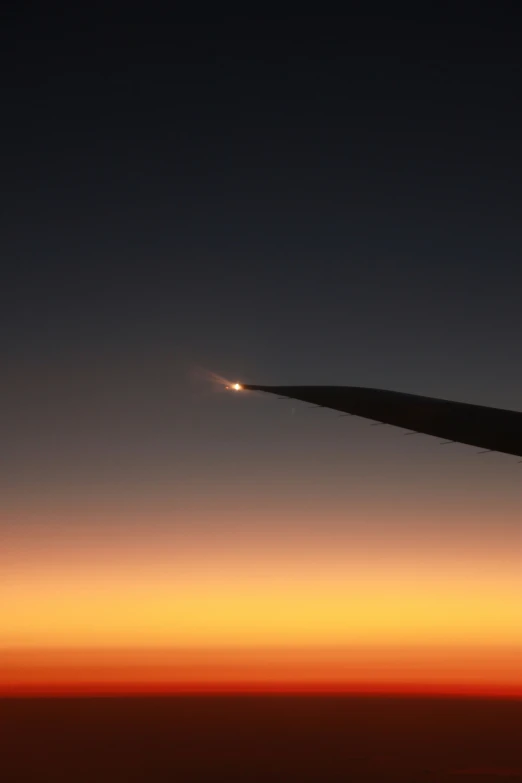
xmin=1 ymin=8 xmax=521 ymax=695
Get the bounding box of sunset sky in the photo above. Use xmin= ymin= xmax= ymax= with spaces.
xmin=2 ymin=9 xmax=521 ymax=696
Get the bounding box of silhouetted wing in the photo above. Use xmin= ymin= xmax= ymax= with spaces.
xmin=244 ymin=385 xmax=522 ymax=458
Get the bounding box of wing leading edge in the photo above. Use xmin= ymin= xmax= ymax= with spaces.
xmin=243 ymin=385 xmax=522 ymax=458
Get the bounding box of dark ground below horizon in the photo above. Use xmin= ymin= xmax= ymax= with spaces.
xmin=2 ymin=696 xmax=522 ymax=782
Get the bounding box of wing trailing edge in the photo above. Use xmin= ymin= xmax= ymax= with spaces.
xmin=243 ymin=385 xmax=522 ymax=458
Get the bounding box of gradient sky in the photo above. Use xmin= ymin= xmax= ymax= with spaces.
xmin=1 ymin=8 xmax=521 ymax=695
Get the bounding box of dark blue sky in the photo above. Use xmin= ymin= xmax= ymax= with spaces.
xmin=2 ymin=8 xmax=521 ymax=529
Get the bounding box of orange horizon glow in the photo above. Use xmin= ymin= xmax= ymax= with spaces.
xmin=3 ymin=504 xmax=521 ymax=698
xmin=2 ymin=645 xmax=522 ymax=698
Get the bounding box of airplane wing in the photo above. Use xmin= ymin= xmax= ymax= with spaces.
xmin=243 ymin=385 xmax=522 ymax=458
